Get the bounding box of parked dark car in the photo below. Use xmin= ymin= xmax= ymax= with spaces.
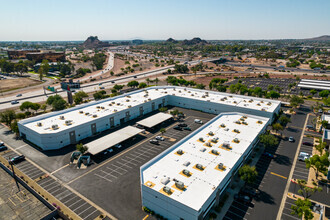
xmin=234 ymin=194 xmax=252 ymax=204
xmin=0 ymin=145 xmax=8 ymax=152
xmin=183 ymin=127 xmax=192 ymax=131
xmin=302 ymin=142 xmax=313 ymax=146
xmin=173 ymin=126 xmax=183 ymax=131
xmin=9 ymin=155 xmax=25 ymax=163
xmin=263 ymin=152 xmax=275 ymax=159
xmin=240 ymin=186 xmax=260 ymax=198
xmin=178 ymin=123 xmax=188 ymax=127
xmin=149 ymin=139 xmax=159 ymax=145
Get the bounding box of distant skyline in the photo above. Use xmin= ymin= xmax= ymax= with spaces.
xmin=0 ymin=0 xmax=329 ymax=41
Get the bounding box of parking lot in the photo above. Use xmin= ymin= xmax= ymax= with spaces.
xmin=281 ymin=197 xmax=300 ymax=220
xmin=68 ymin=108 xmax=215 ymax=220
xmin=226 ymin=78 xmax=313 ymax=96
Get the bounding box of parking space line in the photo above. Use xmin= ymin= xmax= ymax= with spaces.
xmin=68 ymin=198 xmax=83 ymax=208
xmin=16 ymin=162 xmax=31 ymax=169
xmin=136 ymin=149 xmax=155 ymax=155
xmin=130 ymin=152 xmax=150 ymax=159
xmin=121 ymin=158 xmax=138 ymax=166
xmin=41 ymin=180 xmax=57 ymax=188
xmin=77 ymin=205 xmax=93 ymax=216
xmin=46 ymin=184 xmax=61 ymax=192
xmin=282 ymin=212 xmax=300 ymax=220
xmin=50 ymin=187 xmax=65 ymax=195
xmin=109 ymin=164 xmax=128 ymax=172
xmin=95 ymin=173 xmax=112 ymax=182
xmin=100 ymin=170 xmax=118 ymax=179
xmin=292 ymin=173 xmax=307 ymax=178
xmin=56 ymin=190 xmax=72 ymax=200
xmin=83 ymin=209 xmax=98 ymax=220
xmin=63 ymin=195 xmax=79 ymax=205
xmin=231 ymin=204 xmax=250 ymax=214
xmin=72 ymin=201 xmax=90 ymax=212
xmin=15 ymin=144 xmax=28 ymax=150
xmin=125 ymin=155 xmax=145 ymax=163
xmin=293 ymin=170 xmax=308 ymax=174
xmin=106 ymin=167 xmax=125 ymax=175
xmin=39 ymin=178 xmax=53 ymax=186
xmin=116 ymin=161 xmax=132 ymax=169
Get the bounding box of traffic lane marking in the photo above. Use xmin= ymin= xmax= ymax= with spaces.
xmin=143 ymin=214 xmax=149 ymax=220
xmin=271 ymin=172 xmax=287 ymax=179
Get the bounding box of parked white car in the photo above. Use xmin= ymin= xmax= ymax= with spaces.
xmin=298 ymin=152 xmax=310 ymax=161
xmin=194 ymin=119 xmax=203 ymax=124
xmin=115 ymin=144 xmax=122 ymax=149
xmin=155 ymin=136 xmax=165 ymax=141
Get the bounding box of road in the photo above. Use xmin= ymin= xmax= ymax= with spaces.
xmin=0 ymin=57 xmax=218 ymax=110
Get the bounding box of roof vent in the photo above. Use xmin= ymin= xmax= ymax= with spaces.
xmin=163 ymin=186 xmax=171 ymax=194
xmin=148 ymin=98 xmax=151 ymax=101
xmin=267 ymin=102 xmax=272 ymax=105
xmin=211 ymin=149 xmax=219 ymax=155
xmin=183 ymin=161 xmax=190 ymax=166
xmin=60 ymin=115 xmax=65 ymax=120
xmin=161 ymin=177 xmax=170 ymax=185
xmin=182 ymin=169 xmax=190 ymax=176
xmin=202 ymin=95 xmax=206 ymax=98
xmin=196 ymin=164 xmax=204 ymax=170
xmin=51 ymin=124 xmax=59 ymax=130
xmin=220 ymin=98 xmax=225 ymax=101
xmin=175 ymin=181 xmax=185 ymax=190
xmin=224 ymin=128 xmax=229 ymax=131
xmin=37 ymin=122 xmax=42 ymax=127
xmin=229 ymin=95 xmax=233 ymax=98
xmin=218 ymin=163 xmax=224 ymax=170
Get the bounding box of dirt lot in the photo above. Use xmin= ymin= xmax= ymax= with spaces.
xmin=0 ymin=78 xmax=42 ymax=92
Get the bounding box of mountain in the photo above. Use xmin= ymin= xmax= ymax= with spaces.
xmin=166 ymin=38 xmax=178 ymax=43
xmin=182 ymin=37 xmax=208 ymax=45
xmin=82 ymin=36 xmax=109 ymax=48
xmin=303 ymin=35 xmax=330 ymax=41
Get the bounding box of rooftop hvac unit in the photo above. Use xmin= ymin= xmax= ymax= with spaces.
xmin=51 ymin=124 xmax=58 ymax=130
xmin=234 ymin=129 xmax=240 ymax=133
xmin=65 ymin=120 xmax=72 ymax=125
xmin=164 ymin=91 xmax=167 ymax=94
xmin=179 ymin=90 xmax=181 ymax=93
xmin=267 ymin=102 xmax=272 ymax=105
xmin=211 ymin=137 xmax=218 ymax=143
xmin=117 ymin=103 xmax=120 ymax=106
xmin=126 ymin=99 xmax=129 ymax=102
xmin=96 ymin=106 xmax=100 ymax=108
xmin=218 ymin=163 xmax=224 ymax=170
xmin=79 ymin=111 xmax=83 ymax=114
xmin=199 ymin=137 xmax=204 ymax=142
xmin=220 ymin=98 xmax=225 ymax=101
xmin=187 ymin=91 xmax=191 ymax=93
xmin=235 ymin=120 xmax=241 ymax=124
xmin=161 ymin=177 xmax=170 ymax=185
xmin=242 ymin=116 xmax=247 ymax=119
xmin=196 ymin=164 xmax=203 ymax=170
xmin=177 ymin=149 xmax=184 ymax=155
xmin=93 ymin=114 xmax=97 ymax=118
xmin=126 ymin=95 xmax=131 ymax=98
xmin=156 ymin=88 xmax=158 ymax=91
xmin=242 ymin=121 xmax=248 ymax=125
xmin=173 ymin=88 xmax=176 ymax=91
xmin=60 ymin=116 xmax=65 ymax=120
xmin=148 ymin=98 xmax=151 ymax=101
xmin=260 ymin=101 xmax=264 ymax=103
xmin=109 ymin=104 xmax=112 ymax=106
xmin=224 ymin=128 xmax=229 ymax=131
xmin=172 ymin=93 xmax=176 ymax=96
xmin=202 ymin=95 xmax=205 ymax=98
xmin=175 ymin=181 xmax=185 ymax=190
xmin=261 ymin=108 xmax=266 ymax=111
xmin=208 ymin=131 xmax=214 ymax=136
xmin=200 ymin=148 xmax=206 ymax=152
xmin=249 ymin=99 xmax=253 ymax=102
xmin=182 ymin=169 xmax=190 ymax=176
xmin=233 ymin=101 xmax=237 ymax=104
xmin=220 ymin=123 xmax=226 ymax=127
xmin=229 ymin=95 xmax=233 ymax=98
xmin=257 ymin=103 xmax=261 ymax=106
xmin=184 ymin=88 xmax=187 ymax=91
xmin=191 ymin=94 xmax=194 ymax=96
xmin=128 ymin=105 xmax=132 ymax=108
xmin=144 ymin=100 xmax=147 ymax=103
xmin=224 ymin=97 xmax=228 ymax=100
xmin=114 ymin=109 xmax=117 ymax=112
xmin=183 ymin=161 xmax=190 ymax=166
xmin=85 ymin=112 xmax=89 ymax=115
xmin=223 ymin=142 xmax=230 ymax=149
xmin=205 ymin=92 xmax=209 ymax=95
xmin=257 ymin=120 xmax=263 ymax=124
xmin=233 ymin=138 xmax=239 ymax=143
xmin=101 ymin=106 xmax=105 ymax=109
xmin=211 ymin=149 xmax=219 ymax=155
xmin=163 ymin=186 xmax=171 ymax=194
xmin=112 ymin=101 xmax=115 ymax=104
xmin=205 ymin=142 xmax=211 ymax=147
xmin=37 ymin=122 xmax=42 ymax=127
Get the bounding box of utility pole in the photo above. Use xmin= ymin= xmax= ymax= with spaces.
xmin=10 ymin=161 xmax=20 ymax=192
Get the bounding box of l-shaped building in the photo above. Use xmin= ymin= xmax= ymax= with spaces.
xmin=18 ymin=86 xmax=281 ymax=220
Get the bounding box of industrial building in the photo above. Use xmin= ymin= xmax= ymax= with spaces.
xmin=18 ymin=86 xmax=280 ymax=151
xmin=140 ymin=112 xmax=269 ymax=219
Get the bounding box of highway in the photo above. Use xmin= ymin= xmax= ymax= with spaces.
xmin=0 ymin=57 xmax=218 ymax=110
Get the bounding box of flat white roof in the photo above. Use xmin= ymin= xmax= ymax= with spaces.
xmin=322 ymin=114 xmax=330 ymax=123
xmin=87 ymin=126 xmax=142 ymax=155
xmin=20 ymin=86 xmax=280 ymax=134
xmin=298 ymin=79 xmax=330 ymax=90
xmin=141 ymin=112 xmax=269 ymax=211
xmin=137 ymin=113 xmax=173 ymax=128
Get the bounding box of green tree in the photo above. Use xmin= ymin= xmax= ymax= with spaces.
xmin=267 ymin=84 xmax=274 ymax=91
xmin=110 ymin=71 xmax=114 ymax=76
xmin=76 ymin=143 xmax=88 ymax=155
xmin=268 ymin=90 xmax=280 ymax=99
xmin=279 ymin=115 xmax=291 ymax=126
xmin=160 ymin=128 xmax=166 ymax=136
xmin=195 ymin=83 xmax=206 ymax=90
xmin=319 ymin=90 xmax=329 ymax=98
xmin=41 ymin=104 xmax=47 ymax=113
xmin=0 ymin=110 xmax=16 ymax=126
xmin=309 ymin=89 xmax=317 ymax=96
xmin=113 ymin=84 xmax=124 ymax=91
xmin=238 ymin=165 xmax=258 ymax=185
xmin=38 ymin=59 xmax=50 ymax=80
xmin=159 ymin=107 xmax=168 ymax=112
xmin=259 ymin=133 xmax=279 ymax=148
xmin=139 ymin=82 xmax=147 ymax=88
xmin=30 ymin=103 xmax=41 ymax=114
xmin=272 ymin=123 xmax=283 ymax=135
xmin=91 ymin=53 xmax=106 ymax=70
xmin=20 ymin=101 xmax=33 ymax=112
xmin=290 ymin=95 xmax=304 ymax=109
xmin=314 ymin=140 xmax=326 ymax=155
xmin=295 ymin=179 xmax=322 ymax=199
xmin=10 ymin=120 xmax=19 ymax=137
xmin=305 ymin=153 xmax=330 ymax=179
xmin=46 ymin=95 xmax=67 ymax=111
xmin=73 ymin=91 xmax=88 ymax=105
xmin=15 ymin=113 xmax=26 ymax=120
xmin=127 ymin=80 xmax=139 ymax=88
xmin=14 ymin=62 xmax=28 ymax=76
xmin=323 ymin=96 xmax=330 ymax=106
xmin=291 ymin=198 xmax=314 ymax=220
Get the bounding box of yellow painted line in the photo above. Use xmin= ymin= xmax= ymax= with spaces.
xmin=271 ymin=172 xmax=287 ymax=179
xmin=50 ymin=164 xmax=69 ymax=175
xmin=142 ymin=214 xmax=149 ymax=220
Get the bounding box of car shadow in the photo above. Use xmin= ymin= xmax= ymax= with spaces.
xmin=287 ymin=127 xmax=298 ymax=133
xmin=274 ymin=154 xmax=291 ymax=166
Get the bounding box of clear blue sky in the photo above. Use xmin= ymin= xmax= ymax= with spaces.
xmin=1 ymin=0 xmax=329 ymax=41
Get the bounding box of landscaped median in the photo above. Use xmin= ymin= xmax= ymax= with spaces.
xmin=0 ymin=154 xmax=82 ymax=220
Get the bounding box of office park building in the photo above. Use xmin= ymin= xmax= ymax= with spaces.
xmin=18 ymin=86 xmax=281 ymax=219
